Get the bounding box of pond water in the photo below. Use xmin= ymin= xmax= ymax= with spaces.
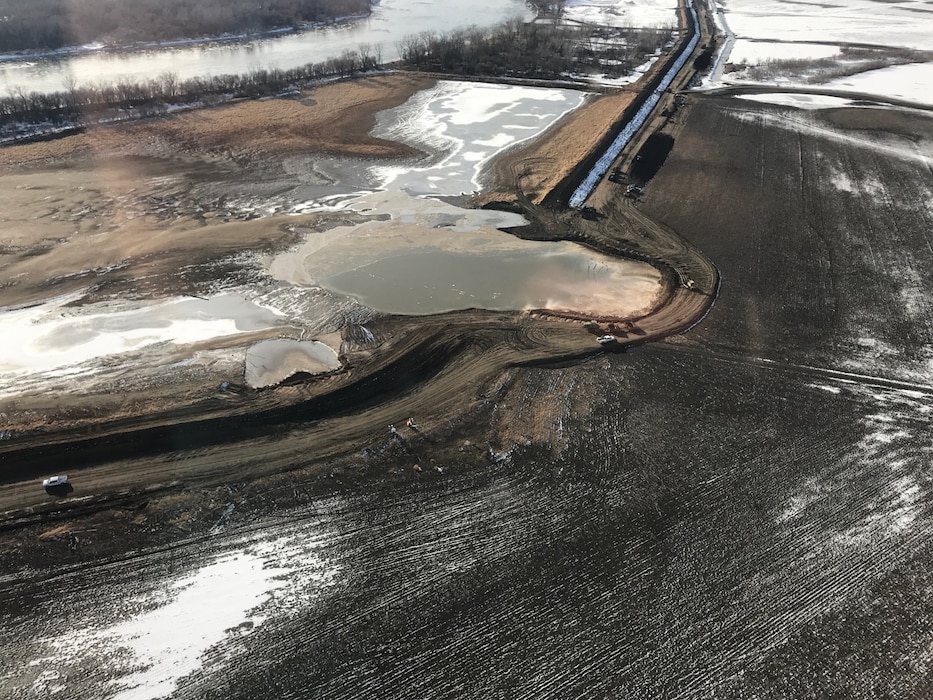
xmin=271 ymin=188 xmax=662 ymax=319
xmin=271 ymin=82 xmax=663 ymax=320
xmin=319 ymin=244 xmax=659 ymax=316
xmin=0 ymin=0 xmax=532 ymax=97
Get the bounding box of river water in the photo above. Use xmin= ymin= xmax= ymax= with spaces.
xmin=0 ymin=0 xmax=533 ymax=97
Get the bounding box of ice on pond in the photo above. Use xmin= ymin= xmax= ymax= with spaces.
xmin=244 ymin=338 xmax=341 ymax=388
xmin=268 ymin=188 xmax=663 ymax=319
xmin=0 ymin=293 xmax=284 ymax=390
xmin=370 ymin=81 xmax=590 ymax=196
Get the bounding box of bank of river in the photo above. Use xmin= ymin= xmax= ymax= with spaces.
xmin=0 ymin=0 xmax=532 ymax=97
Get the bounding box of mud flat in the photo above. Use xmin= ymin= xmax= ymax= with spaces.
xmin=0 ymin=69 xmax=718 ymax=527
xmin=3 ymin=11 xmax=933 ymax=697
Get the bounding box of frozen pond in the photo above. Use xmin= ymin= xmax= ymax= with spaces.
xmin=244 ymin=339 xmax=341 ymax=389
xmin=373 ymin=81 xmax=590 ymax=196
xmin=272 ymin=189 xmax=662 ymax=319
xmin=0 ymin=293 xmax=285 ymax=395
xmin=0 ymin=0 xmax=533 ymax=97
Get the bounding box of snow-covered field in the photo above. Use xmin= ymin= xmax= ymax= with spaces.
xmin=705 ymin=0 xmax=933 ymax=106
xmin=729 ymin=40 xmax=841 ymax=65
xmin=822 ymin=62 xmax=933 ymax=107
xmin=563 ymin=0 xmax=677 ymax=28
xmin=722 ymin=0 xmax=933 ymax=51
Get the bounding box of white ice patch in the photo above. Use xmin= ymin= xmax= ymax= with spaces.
xmin=244 ymin=338 xmax=341 ymax=388
xmin=808 ymin=383 xmax=842 ymax=395
xmin=23 ymin=535 xmax=338 ymax=700
xmin=371 ymin=80 xmax=589 ymax=196
xmin=98 ymin=551 xmax=290 ymax=700
xmin=821 ymin=61 xmax=933 ymax=107
xmin=729 ymin=40 xmax=841 ymax=66
xmin=0 ymin=293 xmax=285 ymax=394
xmin=563 ymin=0 xmax=677 ymax=28
xmin=825 ymin=161 xmax=886 ymax=197
xmin=735 ymin=93 xmax=856 ymax=110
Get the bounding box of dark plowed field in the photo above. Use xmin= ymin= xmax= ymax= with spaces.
xmin=3 ymin=95 xmax=933 ymax=697
xmin=640 ymin=97 xmax=933 ymax=385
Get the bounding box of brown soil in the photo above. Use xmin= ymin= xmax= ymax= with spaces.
xmin=0 ymin=73 xmax=434 ymax=168
xmin=0 ymin=74 xmax=435 ymax=309
xmin=0 ymin=62 xmax=715 ymax=557
xmin=479 ymin=90 xmax=636 ymax=205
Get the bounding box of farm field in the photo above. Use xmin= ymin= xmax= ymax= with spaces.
xmin=5 ymin=337 xmax=931 ymax=697
xmin=640 ymin=97 xmax=933 ymax=385
xmin=4 ymin=0 xmax=933 ymax=695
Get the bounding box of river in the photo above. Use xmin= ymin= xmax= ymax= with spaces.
xmin=0 ymin=0 xmax=533 ymax=97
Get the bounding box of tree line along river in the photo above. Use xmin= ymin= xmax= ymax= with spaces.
xmin=0 ymin=0 xmax=533 ymax=98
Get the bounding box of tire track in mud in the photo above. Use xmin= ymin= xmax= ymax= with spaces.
xmin=652 ymin=340 xmax=933 ymax=395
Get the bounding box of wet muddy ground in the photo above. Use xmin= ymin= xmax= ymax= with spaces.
xmin=4 ymin=342 xmax=932 ymax=698
xmin=3 ymin=77 xmax=932 ymax=696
